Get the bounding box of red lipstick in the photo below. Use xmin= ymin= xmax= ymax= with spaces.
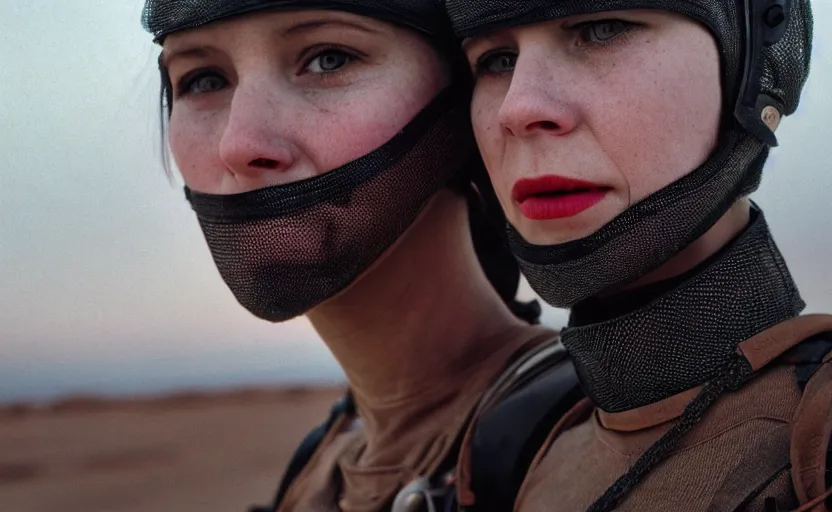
xmin=511 ymin=175 xmax=609 ymax=220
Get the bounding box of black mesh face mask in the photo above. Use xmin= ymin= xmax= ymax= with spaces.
xmin=445 ymin=0 xmax=813 ymax=308
xmin=184 ymin=89 xmax=473 ymax=322
xmin=142 ymin=0 xmax=493 ymax=323
xmin=144 ymin=0 xmax=545 ymax=324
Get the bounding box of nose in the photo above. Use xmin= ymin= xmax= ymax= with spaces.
xmin=218 ymin=82 xmax=297 ymax=182
xmin=497 ymin=53 xmax=579 ymax=139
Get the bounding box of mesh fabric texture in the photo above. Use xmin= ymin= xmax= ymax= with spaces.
xmin=442 ymin=2 xmax=813 ymax=506
xmin=508 ymin=130 xmax=764 ymax=307
xmin=185 ymin=89 xmax=473 ymax=322
xmin=560 ymin=206 xmax=805 ymax=412
xmin=143 ymin=0 xmax=447 ymax=41
xmin=445 ymin=0 xmax=813 ymax=117
xmin=444 ymin=0 xmax=812 ymax=307
xmin=144 ymin=0 xmax=542 ymax=324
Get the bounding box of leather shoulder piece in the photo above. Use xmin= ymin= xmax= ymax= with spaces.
xmin=738 ymin=315 xmax=832 ymax=373
xmin=790 ymin=353 xmax=832 ymax=512
xmin=783 ymin=331 xmax=832 ymax=391
xmin=463 ymin=344 xmax=584 ymax=511
xmin=705 ymin=329 xmax=832 ymax=512
xmin=248 ymin=391 xmax=354 ymax=512
xmin=705 ymin=423 xmax=792 ymax=512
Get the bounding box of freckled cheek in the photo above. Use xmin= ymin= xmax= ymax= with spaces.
xmin=471 ymin=109 xmax=492 ymax=166
xmin=168 ymin=115 xmax=224 ymax=191
xmin=308 ymin=108 xmax=408 ymax=172
xmin=472 ymin=104 xmax=513 ymax=208
xmin=594 ymin=65 xmax=718 ymax=203
xmin=305 ymin=77 xmax=444 ymax=171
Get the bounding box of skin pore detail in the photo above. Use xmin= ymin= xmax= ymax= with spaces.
xmin=464 ymin=10 xmax=722 ymax=247
xmin=160 ymin=7 xmax=529 ymax=461
xmin=164 ymin=10 xmax=447 ymax=195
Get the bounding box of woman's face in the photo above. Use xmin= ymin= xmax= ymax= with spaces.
xmin=463 ymin=10 xmax=722 ymax=245
xmin=164 ymin=10 xmax=447 ymax=194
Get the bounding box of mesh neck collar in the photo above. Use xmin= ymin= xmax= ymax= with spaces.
xmin=560 ymin=206 xmax=804 ymax=412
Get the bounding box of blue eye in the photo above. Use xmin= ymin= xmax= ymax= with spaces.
xmin=305 ymin=50 xmax=355 ymax=73
xmin=578 ymin=20 xmax=632 ymax=45
xmin=179 ymin=72 xmax=227 ymax=96
xmin=476 ymin=51 xmax=517 ymax=76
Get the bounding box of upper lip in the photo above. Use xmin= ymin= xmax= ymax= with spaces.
xmin=511 ymin=175 xmax=609 ymax=203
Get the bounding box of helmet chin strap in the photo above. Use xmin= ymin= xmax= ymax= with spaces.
xmin=732 ymin=0 xmax=790 ymax=147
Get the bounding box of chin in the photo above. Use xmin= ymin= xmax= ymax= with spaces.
xmin=513 ymin=223 xmax=589 ymax=246
xmin=510 ymin=207 xmax=619 ymax=246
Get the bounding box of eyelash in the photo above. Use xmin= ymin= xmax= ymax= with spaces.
xmin=298 ymin=44 xmax=363 ymax=76
xmin=172 ymin=45 xmax=364 ymax=98
xmin=175 ymin=67 xmax=227 ymax=98
xmin=473 ymin=19 xmax=638 ymax=77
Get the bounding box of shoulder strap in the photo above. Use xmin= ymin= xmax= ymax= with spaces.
xmin=705 ymin=423 xmax=792 ymax=512
xmin=723 ymin=314 xmax=832 ymax=512
xmin=460 ymin=340 xmax=584 ymax=511
xmin=789 ymin=334 xmax=832 ymax=512
xmin=248 ymin=391 xmax=355 ymax=512
xmin=784 ymin=332 xmax=832 ymax=391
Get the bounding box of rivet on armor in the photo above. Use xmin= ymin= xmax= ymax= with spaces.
xmin=762 ymin=106 xmax=781 ymax=132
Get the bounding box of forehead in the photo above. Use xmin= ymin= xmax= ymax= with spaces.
xmin=164 ymin=9 xmax=389 ymax=48
xmin=160 ymin=9 xmax=399 ymax=72
xmin=446 ymin=0 xmax=724 ymax=38
xmin=460 ymin=10 xmax=713 ymax=61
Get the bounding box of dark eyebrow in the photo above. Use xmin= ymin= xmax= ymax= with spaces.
xmin=161 ymin=46 xmax=217 ymax=69
xmin=461 ymin=35 xmax=496 ymax=55
xmin=282 ymin=19 xmax=382 ymax=37
xmin=161 ymin=19 xmax=380 ymax=68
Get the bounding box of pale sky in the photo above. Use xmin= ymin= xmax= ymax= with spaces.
xmin=1 ymin=2 xmax=830 ymax=402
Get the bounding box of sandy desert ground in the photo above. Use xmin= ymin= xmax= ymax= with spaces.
xmin=0 ymin=387 xmax=345 ymax=512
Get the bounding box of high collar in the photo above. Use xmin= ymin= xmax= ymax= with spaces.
xmin=562 ymin=206 xmax=805 ymax=413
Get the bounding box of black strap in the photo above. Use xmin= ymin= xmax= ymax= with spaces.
xmin=718 ymin=333 xmax=832 ymax=512
xmin=787 ymin=332 xmax=832 ymax=391
xmin=251 ymin=347 xmax=583 ymax=512
xmin=791 ymin=332 xmax=832 ymax=509
xmin=452 ymin=332 xmax=831 ymax=512
xmin=792 ymin=334 xmax=832 ymax=509
xmin=248 ymin=391 xmax=355 ymax=512
xmin=465 ymin=356 xmax=584 ymax=512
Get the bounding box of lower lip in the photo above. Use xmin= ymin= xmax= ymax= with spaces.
xmin=517 ymin=190 xmax=608 ymax=220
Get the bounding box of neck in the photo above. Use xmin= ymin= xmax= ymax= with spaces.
xmin=572 ymin=199 xmax=754 ymax=326
xmin=617 ymin=198 xmax=752 ymax=292
xmin=307 ymin=190 xmax=525 ymax=419
xmin=563 ymin=202 xmax=805 ymax=412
